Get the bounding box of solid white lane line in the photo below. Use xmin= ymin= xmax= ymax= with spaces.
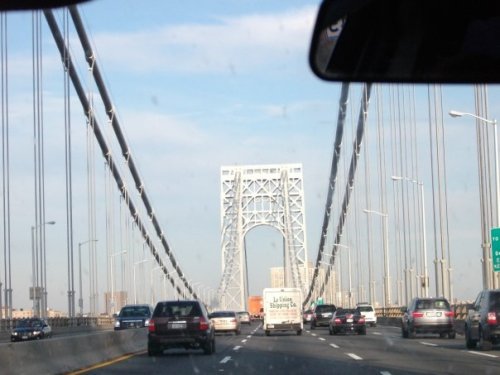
xmin=420 ymin=342 xmax=438 ymax=347
xmin=467 ymin=351 xmax=498 ymax=358
xmin=233 ymin=346 xmax=242 ymax=351
xmin=329 ymin=343 xmax=339 ymax=349
xmin=220 ymin=356 xmax=231 ymax=364
xmin=347 ymin=353 xmax=363 ymax=360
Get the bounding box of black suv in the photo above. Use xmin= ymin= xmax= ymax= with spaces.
xmin=114 ymin=304 xmax=153 ymax=330
xmin=310 ymin=304 xmax=336 ymax=329
xmin=465 ymin=289 xmax=500 ymax=350
xmin=148 ymin=300 xmax=215 ymax=356
xmin=401 ymin=297 xmax=455 ymax=339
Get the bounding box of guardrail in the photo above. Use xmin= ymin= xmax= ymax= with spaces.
xmin=0 ymin=316 xmax=114 ymax=333
xmin=375 ymin=302 xmax=472 ymax=320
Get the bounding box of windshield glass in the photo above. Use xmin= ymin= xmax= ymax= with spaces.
xmin=0 ymin=1 xmax=499 ymax=374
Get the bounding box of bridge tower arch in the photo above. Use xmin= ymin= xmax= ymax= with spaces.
xmin=218 ymin=164 xmax=308 ymax=311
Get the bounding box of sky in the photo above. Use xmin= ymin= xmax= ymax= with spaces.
xmin=1 ymin=0 xmax=499 ymax=314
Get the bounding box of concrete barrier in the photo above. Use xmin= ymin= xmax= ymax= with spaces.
xmin=0 ymin=328 xmax=147 ymax=374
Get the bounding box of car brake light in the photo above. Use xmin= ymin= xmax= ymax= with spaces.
xmin=445 ymin=311 xmax=454 ymax=318
xmin=199 ymin=317 xmax=209 ymax=331
xmin=412 ymin=312 xmax=424 ymax=318
xmin=148 ymin=319 xmax=155 ymax=333
xmin=334 ymin=318 xmax=341 ymax=323
xmin=358 ymin=317 xmax=365 ymax=323
xmin=487 ymin=312 xmax=497 ymax=325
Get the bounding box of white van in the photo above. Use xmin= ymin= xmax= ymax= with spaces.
xmin=263 ymin=287 xmax=303 ymax=336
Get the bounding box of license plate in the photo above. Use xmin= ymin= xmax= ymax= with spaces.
xmin=169 ymin=322 xmax=186 ymax=329
xmin=426 ymin=312 xmax=435 ymax=317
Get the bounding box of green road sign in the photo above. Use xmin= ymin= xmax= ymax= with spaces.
xmin=491 ymin=227 xmax=500 ymax=272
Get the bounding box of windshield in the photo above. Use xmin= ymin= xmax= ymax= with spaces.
xmin=0 ymin=1 xmax=498 ymax=374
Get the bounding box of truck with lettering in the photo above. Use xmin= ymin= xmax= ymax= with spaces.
xmin=247 ymin=295 xmax=263 ymax=320
xmin=262 ymin=287 xmax=303 ymax=336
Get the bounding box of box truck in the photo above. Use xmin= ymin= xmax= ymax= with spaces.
xmin=247 ymin=295 xmax=263 ymax=320
xmin=262 ymin=287 xmax=303 ymax=336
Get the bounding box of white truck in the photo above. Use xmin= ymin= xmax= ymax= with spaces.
xmin=262 ymin=287 xmax=303 ymax=336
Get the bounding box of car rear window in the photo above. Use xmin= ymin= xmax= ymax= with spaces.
xmin=211 ymin=311 xmax=236 ymax=318
xmin=489 ymin=291 xmax=500 ymax=309
xmin=120 ymin=306 xmax=151 ymax=317
xmin=357 ymin=306 xmax=374 ymax=312
xmin=416 ymin=299 xmax=450 ymax=310
xmin=316 ymin=305 xmax=335 ymax=313
xmin=154 ymin=301 xmax=202 ymax=318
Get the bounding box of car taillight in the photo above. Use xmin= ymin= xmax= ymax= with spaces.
xmin=445 ymin=311 xmax=454 ymax=318
xmin=148 ymin=319 xmax=155 ymax=333
xmin=199 ymin=317 xmax=209 ymax=331
xmin=487 ymin=312 xmax=497 ymax=325
xmin=412 ymin=312 xmax=424 ymax=318
xmin=358 ymin=317 xmax=365 ymax=323
xmin=334 ymin=318 xmax=341 ymax=323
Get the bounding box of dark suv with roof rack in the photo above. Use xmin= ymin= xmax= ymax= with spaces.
xmin=465 ymin=289 xmax=500 ymax=350
xmin=310 ymin=304 xmax=336 ymax=329
xmin=147 ymin=300 xmax=215 ymax=356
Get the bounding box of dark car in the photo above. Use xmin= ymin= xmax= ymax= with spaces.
xmin=465 ymin=289 xmax=500 ymax=350
xmin=401 ymin=297 xmax=455 ymax=339
xmin=11 ymin=318 xmax=52 ymax=341
xmin=329 ymin=308 xmax=366 ymax=335
xmin=147 ymin=300 xmax=215 ymax=356
xmin=310 ymin=304 xmax=336 ymax=329
xmin=114 ymin=304 xmax=154 ymax=330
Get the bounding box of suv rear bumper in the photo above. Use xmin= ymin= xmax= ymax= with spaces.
xmin=148 ymin=332 xmax=211 ymax=349
xmin=413 ymin=322 xmax=454 ymax=333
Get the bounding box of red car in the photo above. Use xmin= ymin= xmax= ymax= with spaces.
xmin=329 ymin=308 xmax=366 ymax=335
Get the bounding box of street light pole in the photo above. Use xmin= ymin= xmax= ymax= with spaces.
xmin=78 ymin=239 xmax=98 ymax=316
xmin=363 ymin=209 xmax=391 ymax=306
xmin=31 ymin=220 xmax=55 ymax=317
xmin=392 ymin=175 xmax=430 ymax=299
xmin=450 ymin=110 xmax=498 ymax=289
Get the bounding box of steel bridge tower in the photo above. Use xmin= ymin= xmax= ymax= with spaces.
xmin=218 ymin=164 xmax=308 ymax=310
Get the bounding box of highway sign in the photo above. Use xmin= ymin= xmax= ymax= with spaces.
xmin=491 ymin=227 xmax=500 ymax=271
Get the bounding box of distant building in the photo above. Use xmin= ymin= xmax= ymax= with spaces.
xmin=104 ymin=291 xmax=128 ymax=316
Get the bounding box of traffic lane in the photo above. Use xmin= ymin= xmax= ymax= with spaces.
xmin=307 ymin=325 xmax=500 ymax=374
xmin=83 ymin=323 xmax=259 ymax=374
xmin=84 ymin=323 xmax=398 ymax=374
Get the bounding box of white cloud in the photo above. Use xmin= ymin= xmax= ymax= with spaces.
xmin=90 ymin=5 xmax=318 ymax=74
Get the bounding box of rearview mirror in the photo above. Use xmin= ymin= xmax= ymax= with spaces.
xmin=309 ymin=0 xmax=500 ymax=83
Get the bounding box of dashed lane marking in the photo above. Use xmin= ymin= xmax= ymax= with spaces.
xmin=420 ymin=342 xmax=438 ymax=347
xmin=347 ymin=353 xmax=363 ymax=360
xmin=380 ymin=371 xmax=392 ymax=375
xmin=220 ymin=356 xmax=231 ymax=364
xmin=329 ymin=343 xmax=339 ymax=349
xmin=242 ymin=339 xmax=247 ymax=343
xmin=467 ymin=351 xmax=498 ymax=358
xmin=319 ymin=337 xmax=326 ymax=341
xmin=233 ymin=346 xmax=242 ymax=351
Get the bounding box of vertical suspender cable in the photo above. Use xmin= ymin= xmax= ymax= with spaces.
xmin=1 ymin=12 xmax=12 ymax=320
